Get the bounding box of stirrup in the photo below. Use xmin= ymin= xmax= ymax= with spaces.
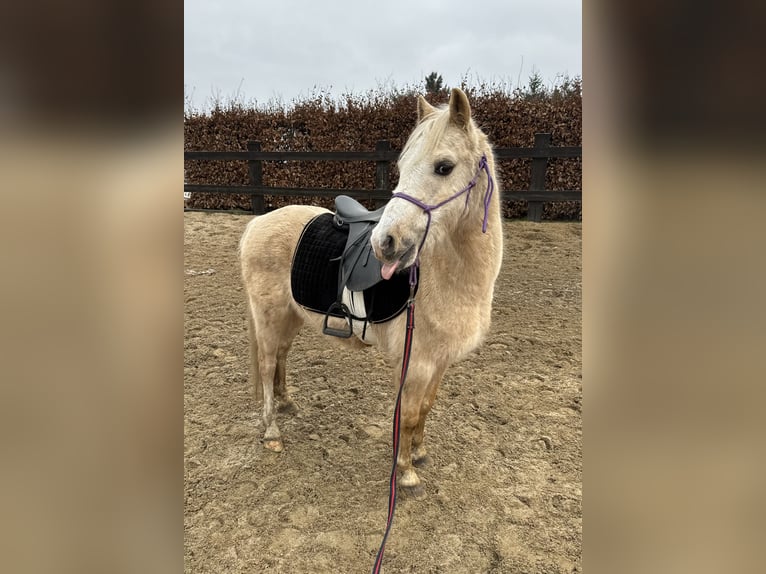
xmin=322 ymin=301 xmax=354 ymax=338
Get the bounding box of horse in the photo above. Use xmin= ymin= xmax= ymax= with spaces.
xmin=239 ymin=88 xmax=503 ymax=498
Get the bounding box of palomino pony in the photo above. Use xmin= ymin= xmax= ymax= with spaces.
xmin=239 ymin=88 xmax=503 ymax=498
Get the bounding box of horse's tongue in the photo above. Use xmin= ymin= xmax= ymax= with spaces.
xmin=380 ymin=261 xmax=399 ymax=280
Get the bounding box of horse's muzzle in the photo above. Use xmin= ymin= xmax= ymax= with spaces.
xmin=372 ymin=234 xmax=414 ymax=266
xmin=373 ymin=240 xmax=416 ymax=280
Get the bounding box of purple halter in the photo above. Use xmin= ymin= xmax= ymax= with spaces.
xmin=391 ymin=154 xmax=495 ymax=286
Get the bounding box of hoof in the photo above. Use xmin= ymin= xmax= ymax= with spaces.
xmin=278 ymin=399 xmax=298 ymax=415
xmin=263 ymin=439 xmax=284 ymax=453
xmin=412 ymin=454 xmax=432 ymax=468
xmin=400 ymin=482 xmax=427 ymax=499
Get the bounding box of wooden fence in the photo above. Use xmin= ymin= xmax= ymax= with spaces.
xmin=183 ymin=133 xmax=581 ymax=221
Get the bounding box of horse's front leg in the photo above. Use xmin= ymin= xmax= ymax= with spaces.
xmin=395 ymin=366 xmax=443 ymax=498
xmin=397 ymin=396 xmax=424 ymax=498
xmin=411 ymin=367 xmax=446 ymax=468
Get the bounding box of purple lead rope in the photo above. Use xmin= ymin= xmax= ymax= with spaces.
xmin=371 ymin=267 xmax=418 ymax=574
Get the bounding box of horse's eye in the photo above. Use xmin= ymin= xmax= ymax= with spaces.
xmin=434 ymin=162 xmax=454 ymax=176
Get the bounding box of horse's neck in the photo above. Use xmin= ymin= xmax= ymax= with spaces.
xmin=420 ymin=181 xmax=502 ymax=305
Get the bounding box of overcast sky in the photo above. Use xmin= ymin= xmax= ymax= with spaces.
xmin=184 ymin=0 xmax=581 ymax=111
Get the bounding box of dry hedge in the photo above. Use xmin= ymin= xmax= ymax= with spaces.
xmin=184 ymin=83 xmax=581 ymax=220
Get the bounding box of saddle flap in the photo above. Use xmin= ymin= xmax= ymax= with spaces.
xmin=342 ymin=240 xmax=382 ymax=292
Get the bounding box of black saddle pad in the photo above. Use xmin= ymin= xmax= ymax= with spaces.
xmin=291 ymin=213 xmax=411 ymax=323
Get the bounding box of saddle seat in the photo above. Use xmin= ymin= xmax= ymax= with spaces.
xmin=334 ymin=195 xmax=386 ymax=223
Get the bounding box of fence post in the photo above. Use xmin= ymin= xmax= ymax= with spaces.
xmin=528 ymin=133 xmax=551 ymax=222
xmin=247 ymin=141 xmax=265 ymax=215
xmin=374 ymin=140 xmax=391 ymax=209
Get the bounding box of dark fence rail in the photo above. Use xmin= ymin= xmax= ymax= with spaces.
xmin=184 ymin=133 xmax=581 ymax=221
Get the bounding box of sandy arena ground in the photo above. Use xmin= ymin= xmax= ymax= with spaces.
xmin=184 ymin=211 xmax=581 ymax=573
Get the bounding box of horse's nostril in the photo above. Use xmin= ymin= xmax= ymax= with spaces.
xmin=381 ymin=234 xmax=395 ymax=256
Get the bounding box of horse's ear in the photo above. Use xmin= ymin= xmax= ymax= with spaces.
xmin=448 ymin=88 xmax=471 ymax=129
xmin=417 ymin=96 xmax=438 ymax=123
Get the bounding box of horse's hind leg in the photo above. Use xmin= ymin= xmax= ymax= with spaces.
xmin=248 ymin=298 xmax=303 ymax=453
xmin=240 ymin=205 xmax=323 ymax=451
xmin=256 ymin=339 xmax=282 ymax=451
xmin=274 ymin=319 xmax=302 ymax=414
xmin=247 ymin=308 xmax=263 ymax=403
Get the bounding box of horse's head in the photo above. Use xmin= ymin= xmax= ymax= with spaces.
xmin=371 ymin=88 xmax=491 ymax=279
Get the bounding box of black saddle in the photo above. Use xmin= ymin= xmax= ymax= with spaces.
xmin=290 ymin=196 xmax=414 ymax=339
